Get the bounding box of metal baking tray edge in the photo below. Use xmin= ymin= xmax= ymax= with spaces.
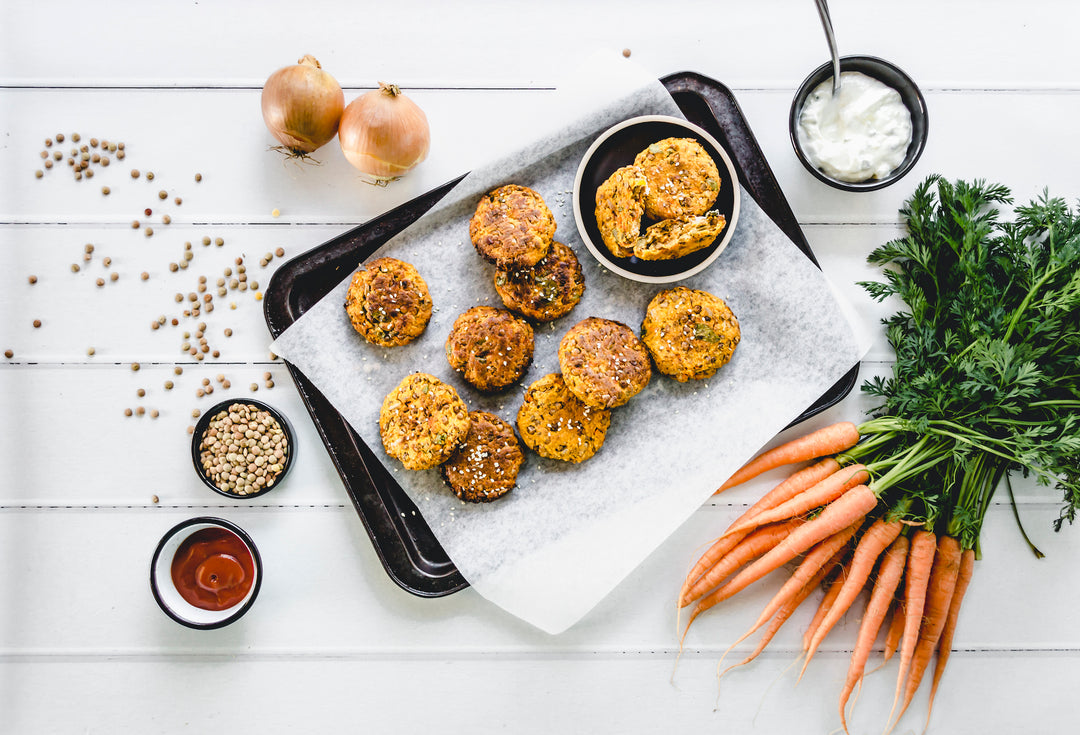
xmin=263 ymin=71 xmax=860 ymax=598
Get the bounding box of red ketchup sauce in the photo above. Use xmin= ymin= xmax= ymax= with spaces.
xmin=170 ymin=527 xmax=256 ymax=611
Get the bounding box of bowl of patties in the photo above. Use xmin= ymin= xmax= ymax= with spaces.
xmin=573 ymin=115 xmax=741 ymax=284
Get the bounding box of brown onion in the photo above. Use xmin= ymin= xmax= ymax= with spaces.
xmin=261 ymin=54 xmax=344 ymax=157
xmin=339 ymin=82 xmax=430 ymax=183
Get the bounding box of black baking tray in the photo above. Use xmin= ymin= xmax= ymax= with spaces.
xmin=263 ymin=71 xmax=860 ymax=598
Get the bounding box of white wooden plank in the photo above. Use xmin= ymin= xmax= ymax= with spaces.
xmin=0 ymin=502 xmax=1074 ymax=655
xmin=2 ymin=1 xmax=1080 ymax=90
xmin=0 ymin=222 xmax=897 ymax=363
xmin=2 ymin=651 xmax=1077 ymax=734
xmin=0 ymin=360 xmax=1059 ymax=506
xmin=6 ymin=88 xmax=1080 ymax=227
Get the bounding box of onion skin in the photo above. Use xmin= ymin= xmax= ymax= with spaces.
xmin=339 ymin=82 xmax=430 ymax=182
xmin=261 ymin=54 xmax=344 ymax=156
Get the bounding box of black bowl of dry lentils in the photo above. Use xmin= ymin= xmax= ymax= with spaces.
xmin=191 ymin=398 xmax=294 ymax=498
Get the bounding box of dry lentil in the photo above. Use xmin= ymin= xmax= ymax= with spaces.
xmin=146 ymin=172 xmax=154 ymax=181
xmin=28 ymin=275 xmax=37 ymax=284
xmin=140 ymin=271 xmax=149 ymax=281
xmin=4 ymin=350 xmax=13 ymax=359
xmin=144 ymin=227 xmax=153 ymax=237
xmin=102 ymin=186 xmax=110 ymax=196
xmin=124 ymin=408 xmax=133 ymax=417
xmin=195 ymin=173 xmax=202 ymax=182
xmin=275 ymin=247 xmax=285 ymax=257
xmin=164 ymin=380 xmax=174 ymax=390
xmin=131 ymin=169 xmax=140 ymax=178
xmin=135 ymin=406 xmax=146 ymax=416
xmin=158 ymin=190 xmax=167 ymax=200
xmin=32 ymin=319 xmax=41 ymax=328
xmin=131 ymin=362 xmax=140 ymax=371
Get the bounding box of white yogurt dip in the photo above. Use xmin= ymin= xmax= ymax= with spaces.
xmin=797 ymin=71 xmax=913 ymax=183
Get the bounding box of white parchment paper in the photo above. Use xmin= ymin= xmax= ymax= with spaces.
xmin=271 ymin=59 xmax=864 ymax=634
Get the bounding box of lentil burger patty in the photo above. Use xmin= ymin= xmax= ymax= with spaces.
xmin=558 ymin=316 xmax=652 ymax=409
xmin=494 ymin=241 xmax=585 ymax=322
xmin=440 ymin=410 xmax=524 ymax=502
xmin=469 ymin=184 xmax=556 ymax=268
xmin=633 ymin=210 xmax=727 ymax=261
xmin=445 ymin=305 xmax=535 ymax=392
xmin=594 ymin=164 xmax=648 ymax=258
xmin=641 ymin=286 xmax=740 ymax=382
xmin=634 ymin=137 xmax=721 ymax=220
xmin=345 ymin=256 xmax=432 ymax=347
xmin=516 ymin=373 xmax=611 ymax=463
xmin=379 ymin=373 xmax=471 ymax=471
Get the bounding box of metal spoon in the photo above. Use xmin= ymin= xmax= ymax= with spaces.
xmin=815 ymin=0 xmax=841 ymax=95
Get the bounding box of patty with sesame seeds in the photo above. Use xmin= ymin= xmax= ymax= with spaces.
xmin=440 ymin=411 xmax=524 ymax=502
xmin=558 ymin=316 xmax=652 ymax=409
xmin=469 ymin=184 xmax=556 ymax=268
xmin=632 ymin=210 xmax=727 ymax=261
xmin=516 ymin=373 xmax=611 ymax=464
xmin=379 ymin=373 xmax=471 ymax=471
xmin=445 ymin=306 xmax=535 ymax=392
xmin=634 ymin=137 xmax=721 ymax=220
xmin=641 ymin=287 xmax=740 ymax=382
xmin=493 ymin=241 xmax=585 ymax=322
xmin=344 ymin=257 xmax=432 ymax=347
xmin=595 ymin=164 xmax=648 ymax=258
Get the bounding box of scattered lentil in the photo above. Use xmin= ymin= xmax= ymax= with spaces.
xmin=140 ymin=271 xmax=149 ymax=281
xmin=195 ymin=173 xmax=202 ymax=182
xmin=165 ymin=380 xmax=174 ymax=390
xmin=124 ymin=408 xmax=133 ymax=417
xmin=131 ymin=362 xmax=140 ymax=371
xmin=146 ymin=172 xmax=155 ymax=181
xmin=135 ymin=406 xmax=146 ymax=416
xmin=158 ymin=190 xmax=167 ymax=200
xmin=144 ymin=227 xmax=153 ymax=237
xmin=4 ymin=350 xmax=13 ymax=359
xmin=32 ymin=319 xmax=41 ymax=328
xmin=275 ymin=247 xmax=285 ymax=257
xmin=102 ymin=186 xmax=110 ymax=196
xmin=131 ymin=169 xmax=140 ymax=179
xmin=28 ymin=275 xmax=37 ymax=284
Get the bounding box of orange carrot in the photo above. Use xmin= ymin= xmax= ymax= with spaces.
xmin=689 ymin=484 xmax=879 ymax=621
xmin=720 ymin=546 xmax=849 ymax=678
xmin=838 ymin=534 xmax=909 ymax=735
xmin=684 ymin=458 xmax=840 ymax=603
xmin=804 ymin=571 xmax=846 ymax=653
xmin=681 ymin=518 xmax=805 ymax=636
xmin=890 ymin=535 xmax=963 ymax=731
xmin=723 ymin=464 xmax=870 ymax=538
xmin=866 ymin=597 xmax=906 ymax=678
xmin=718 ymin=421 xmax=860 ymax=492
xmin=718 ymin=522 xmax=862 ymax=666
xmin=926 ymin=547 xmax=975 ymax=730
xmin=885 ymin=529 xmax=937 ymax=732
xmin=801 ymin=518 xmax=904 ymax=678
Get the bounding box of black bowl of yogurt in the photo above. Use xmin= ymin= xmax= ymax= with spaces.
xmin=789 ymin=55 xmax=928 ymax=192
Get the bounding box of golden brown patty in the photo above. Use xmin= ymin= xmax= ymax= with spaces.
xmin=557 ymin=316 xmax=652 ymax=409
xmin=469 ymin=184 xmax=556 ymax=268
xmin=440 ymin=411 xmax=524 ymax=502
xmin=595 ymin=165 xmax=647 ymax=258
xmin=344 ymin=257 xmax=433 ymax=347
xmin=641 ymin=287 xmax=740 ymax=382
xmin=379 ymin=373 xmax=471 ymax=471
xmin=445 ymin=306 xmax=535 ymax=392
xmin=633 ymin=210 xmax=727 ymax=261
xmin=516 ymin=373 xmax=611 ymax=463
xmin=494 ymin=241 xmax=585 ymax=322
xmin=634 ymin=137 xmax=721 ymax=220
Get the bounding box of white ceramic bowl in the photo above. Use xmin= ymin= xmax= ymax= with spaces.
xmin=572 ymin=115 xmax=741 ymax=284
xmin=150 ymin=517 xmax=262 ymax=629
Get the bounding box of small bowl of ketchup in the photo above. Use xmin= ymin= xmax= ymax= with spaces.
xmin=150 ymin=517 xmax=263 ymax=629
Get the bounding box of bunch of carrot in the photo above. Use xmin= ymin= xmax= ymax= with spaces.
xmin=679 ymin=421 xmax=976 ymax=734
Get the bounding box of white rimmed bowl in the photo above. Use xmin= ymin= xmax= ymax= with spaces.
xmin=572 ymin=115 xmax=741 ymax=284
xmin=150 ymin=517 xmax=263 ymax=629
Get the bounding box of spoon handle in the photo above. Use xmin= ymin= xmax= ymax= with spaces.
xmin=815 ymin=0 xmax=841 ymax=94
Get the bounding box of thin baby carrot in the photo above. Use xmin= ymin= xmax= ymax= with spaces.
xmin=718 ymin=421 xmax=860 ymax=492
xmin=890 ymin=535 xmax=963 ymax=731
xmin=885 ymin=529 xmax=937 ymax=733
xmin=723 ymin=464 xmax=870 ymax=538
xmin=839 ymin=534 xmax=909 ymax=735
xmin=720 ymin=546 xmax=849 ymax=679
xmin=717 ymin=521 xmax=862 ymax=667
xmin=685 ymin=458 xmax=840 ymax=603
xmin=804 ymin=570 xmax=846 ymax=653
xmin=800 ymin=518 xmax=904 ymax=679
xmin=689 ymin=484 xmax=879 ymax=621
xmin=680 ymin=518 xmax=805 ymax=636
xmin=925 ymin=546 xmax=975 ymax=731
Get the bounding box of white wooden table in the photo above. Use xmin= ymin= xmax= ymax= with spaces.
xmin=3 ymin=1 xmax=1079 ymax=732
